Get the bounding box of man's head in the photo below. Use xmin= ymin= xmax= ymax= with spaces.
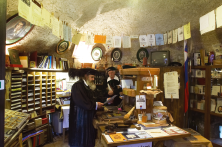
xmin=85 ymin=74 xmax=96 ymax=91
xmin=14 ymin=21 xmax=26 ymax=32
xmin=107 ymin=67 xmax=117 ymax=80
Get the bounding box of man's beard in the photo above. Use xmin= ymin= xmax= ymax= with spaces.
xmin=86 ymin=80 xmax=96 ymax=91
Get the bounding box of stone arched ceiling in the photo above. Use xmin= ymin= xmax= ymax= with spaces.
xmin=6 ymin=0 xmax=222 ymax=58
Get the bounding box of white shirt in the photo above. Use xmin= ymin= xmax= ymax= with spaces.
xmin=83 ymin=79 xmax=98 ymax=110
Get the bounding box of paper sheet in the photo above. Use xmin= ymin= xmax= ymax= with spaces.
xmin=103 ymin=134 xmax=113 ymax=143
xmin=113 ymin=36 xmax=122 ymax=48
xmin=59 ymin=21 xmax=63 ymax=39
xmin=85 ymin=34 xmax=93 ymax=45
xmin=130 ymin=35 xmax=138 ymax=39
xmin=184 ymin=22 xmax=191 ymax=39
xmin=72 ymin=41 xmax=92 ymax=59
xmin=201 ymin=10 xmax=216 ymax=35
xmin=62 ymin=106 xmax=70 ymax=128
xmin=63 ymin=24 xmax=68 ymax=41
xmin=72 ymin=32 xmax=82 ymax=45
xmin=18 ymin=0 xmax=32 ymax=22
xmin=199 ymin=13 xmax=209 ymax=31
xmin=139 ymin=35 xmax=148 ymax=47
xmin=145 ymin=129 xmax=169 ymax=137
xmin=136 ymin=95 xmax=146 ymax=109
xmin=31 ymin=2 xmax=43 ymax=26
xmin=121 ymin=79 xmax=133 ymax=89
xmin=164 ymin=71 xmax=179 ymax=99
xmin=178 ymin=26 xmax=184 ymax=42
xmin=164 ymin=33 xmax=168 ymax=44
xmin=211 ymin=86 xmax=220 ymax=96
xmin=147 ymin=34 xmax=155 ymax=46
xmin=94 ymin=35 xmax=106 ymax=44
xmin=67 ymin=26 xmax=72 ymax=42
xmin=52 ymin=16 xmax=60 ymax=38
xmin=80 ymin=33 xmax=86 ymax=42
xmin=122 ymin=36 xmax=131 ymax=48
xmin=42 ymin=8 xmax=52 ymax=28
xmin=155 ymin=34 xmax=164 ymax=46
xmin=168 ymin=31 xmax=172 ymax=44
xmin=173 ymin=29 xmax=178 ymax=43
xmin=118 ymin=142 xmax=152 ymax=147
xmin=216 ymin=5 xmax=222 ymax=28
xmin=106 ymin=36 xmax=113 ymax=47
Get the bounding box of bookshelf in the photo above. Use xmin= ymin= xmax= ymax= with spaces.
xmin=5 ymin=68 xmax=60 ymax=119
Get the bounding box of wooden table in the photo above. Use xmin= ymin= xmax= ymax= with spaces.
xmin=97 ymin=125 xmax=191 ymax=147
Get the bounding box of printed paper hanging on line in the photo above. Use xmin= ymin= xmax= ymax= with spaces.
xmin=199 ymin=13 xmax=209 ymax=31
xmin=164 ymin=71 xmax=179 ymax=99
xmin=168 ymin=31 xmax=172 ymax=44
xmin=178 ymin=26 xmax=184 ymax=42
xmin=147 ymin=34 xmax=155 ymax=46
xmin=31 ymin=1 xmax=43 ymax=26
xmin=163 ymin=33 xmax=168 ymax=44
xmin=201 ymin=10 xmax=215 ymax=35
xmin=216 ymin=5 xmax=222 ymax=28
xmin=155 ymin=34 xmax=164 ymax=46
xmin=172 ymin=29 xmax=178 ymax=44
xmin=85 ymin=34 xmax=94 ymax=45
xmin=94 ymin=35 xmax=106 ymax=44
xmin=63 ymin=24 xmax=68 ymax=41
xmin=52 ymin=16 xmax=60 ymax=38
xmin=122 ymin=36 xmax=131 ymax=48
xmin=18 ymin=0 xmax=32 ymax=22
xmin=80 ymin=33 xmax=86 ymax=42
xmin=67 ymin=26 xmax=72 ymax=42
xmin=113 ymin=36 xmax=121 ymax=48
xmin=106 ymin=36 xmax=113 ymax=47
xmin=72 ymin=32 xmax=82 ymax=45
xmin=184 ymin=22 xmax=191 ymax=39
xmin=136 ymin=95 xmax=146 ymax=109
xmin=139 ymin=35 xmax=148 ymax=47
xmin=59 ymin=21 xmax=63 ymax=39
xmin=42 ymin=8 xmax=52 ymax=28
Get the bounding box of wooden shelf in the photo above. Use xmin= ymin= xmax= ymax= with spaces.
xmin=210 ymin=112 xmax=222 ymax=118
xmin=190 ymin=108 xmax=205 ymax=114
xmin=6 ymin=67 xmax=68 ymax=72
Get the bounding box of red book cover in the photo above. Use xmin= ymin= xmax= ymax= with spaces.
xmin=10 ymin=64 xmax=23 ymax=68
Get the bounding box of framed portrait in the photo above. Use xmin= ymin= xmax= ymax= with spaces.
xmin=6 ymin=14 xmax=34 ymax=45
xmin=136 ymin=48 xmax=149 ymax=63
xmin=111 ymin=48 xmax=122 ymax=62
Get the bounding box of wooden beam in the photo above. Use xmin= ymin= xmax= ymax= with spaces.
xmin=0 ymin=0 xmax=6 ymax=146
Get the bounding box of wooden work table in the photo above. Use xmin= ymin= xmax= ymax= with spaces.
xmin=97 ymin=125 xmax=191 ymax=147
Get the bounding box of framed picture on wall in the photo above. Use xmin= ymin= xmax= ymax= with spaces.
xmin=111 ymin=48 xmax=122 ymax=62
xmin=6 ymin=14 xmax=34 ymax=45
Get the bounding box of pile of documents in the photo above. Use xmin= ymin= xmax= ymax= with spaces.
xmin=103 ymin=126 xmax=189 ymax=143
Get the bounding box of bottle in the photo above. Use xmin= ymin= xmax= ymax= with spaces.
xmin=197 ymin=54 xmax=201 ymax=66
xmin=204 ymin=53 xmax=209 ymax=65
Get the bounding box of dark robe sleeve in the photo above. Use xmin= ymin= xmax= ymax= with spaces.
xmin=72 ymin=82 xmax=96 ymax=110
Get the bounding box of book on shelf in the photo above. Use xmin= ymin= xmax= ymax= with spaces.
xmin=30 ymin=51 xmax=37 ymax=68
xmin=19 ymin=56 xmax=28 ymax=68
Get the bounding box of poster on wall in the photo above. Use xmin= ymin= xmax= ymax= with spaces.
xmin=147 ymin=34 xmax=155 ymax=46
xmin=6 ymin=14 xmax=34 ymax=45
xmin=155 ymin=34 xmax=164 ymax=46
xmin=139 ymin=35 xmax=148 ymax=47
xmin=136 ymin=95 xmax=146 ymax=109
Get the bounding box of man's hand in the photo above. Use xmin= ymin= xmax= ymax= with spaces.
xmin=107 ymin=98 xmax=113 ymax=104
xmin=108 ymin=90 xmax=113 ymax=96
xmin=97 ymin=102 xmax=104 ymax=109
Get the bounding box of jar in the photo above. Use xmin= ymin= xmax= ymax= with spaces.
xmin=152 ymin=106 xmax=167 ymax=124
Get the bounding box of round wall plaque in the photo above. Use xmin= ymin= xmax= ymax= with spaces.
xmin=56 ymin=40 xmax=70 ymax=54
xmin=136 ymin=48 xmax=149 ymax=63
xmin=111 ymin=48 xmax=122 ymax=62
xmin=91 ymin=47 xmax=103 ymax=61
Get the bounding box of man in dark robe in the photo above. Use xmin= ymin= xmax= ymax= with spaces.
xmin=103 ymin=67 xmax=122 ymax=106
xmin=68 ymin=68 xmax=103 ymax=147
